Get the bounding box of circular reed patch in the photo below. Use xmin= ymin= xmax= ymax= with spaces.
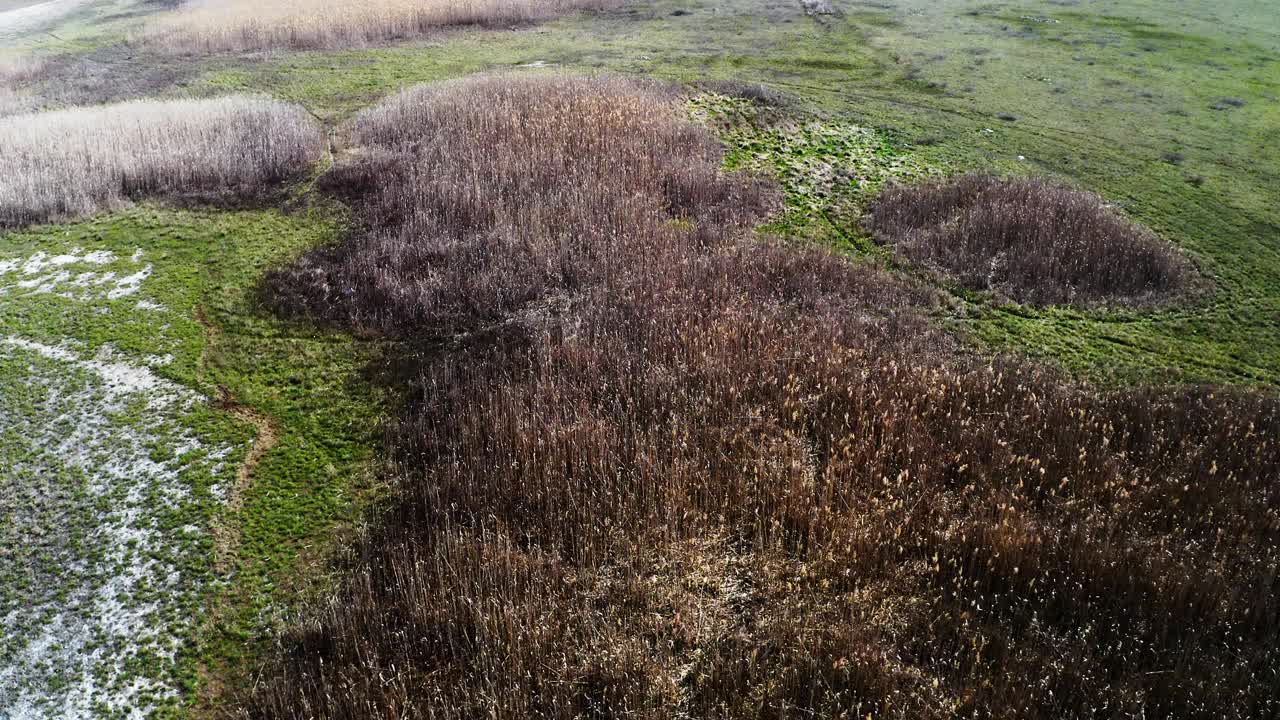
xmin=868 ymin=173 xmax=1193 ymax=307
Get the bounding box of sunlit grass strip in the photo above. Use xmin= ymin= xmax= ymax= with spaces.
xmin=0 ymin=95 xmax=323 ymax=227
xmin=147 ymin=0 xmax=618 ymax=53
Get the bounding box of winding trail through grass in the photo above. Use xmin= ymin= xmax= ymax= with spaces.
xmin=195 ymin=304 xmax=279 ymax=570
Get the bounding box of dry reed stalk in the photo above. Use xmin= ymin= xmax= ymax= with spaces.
xmin=147 ymin=0 xmax=618 ymax=53
xmin=869 ymin=173 xmax=1193 ymax=306
xmin=0 ymin=95 xmax=323 ymax=226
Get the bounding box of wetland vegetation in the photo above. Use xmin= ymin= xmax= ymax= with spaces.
xmin=1 ymin=0 xmax=1277 ymax=718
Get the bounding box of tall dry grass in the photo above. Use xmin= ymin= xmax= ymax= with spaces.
xmin=0 ymin=95 xmax=323 ymax=227
xmin=147 ymin=0 xmax=617 ymax=53
xmin=0 ymin=55 xmax=43 ymax=117
xmin=870 ymin=173 xmax=1193 ymax=307
xmin=264 ymin=74 xmax=774 ymax=335
xmin=251 ymin=75 xmax=1280 ymax=719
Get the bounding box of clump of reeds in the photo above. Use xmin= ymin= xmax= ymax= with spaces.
xmin=146 ymin=0 xmax=618 ymax=53
xmin=869 ymin=173 xmax=1193 ymax=306
xmin=0 ymin=95 xmax=323 ymax=227
xmin=263 ymin=73 xmax=778 ymax=335
xmin=0 ymin=55 xmax=43 ymax=117
xmin=249 ymin=75 xmax=1280 ymax=720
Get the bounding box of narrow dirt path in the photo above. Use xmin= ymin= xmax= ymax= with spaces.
xmin=286 ymin=104 xmax=339 ymax=207
xmin=210 ymin=387 xmax=277 ymax=568
xmin=194 ymin=305 xmax=278 ymax=569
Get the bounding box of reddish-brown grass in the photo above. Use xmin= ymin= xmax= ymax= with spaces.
xmin=869 ymin=173 xmax=1193 ymax=307
xmin=251 ymin=75 xmax=1280 ymax=720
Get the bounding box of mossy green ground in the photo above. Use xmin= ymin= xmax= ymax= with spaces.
xmin=0 ymin=205 xmax=385 ymax=715
xmin=1 ymin=0 xmax=1278 ymax=716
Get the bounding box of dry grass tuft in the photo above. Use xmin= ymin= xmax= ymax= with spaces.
xmin=869 ymin=173 xmax=1193 ymax=307
xmin=147 ymin=0 xmax=618 ymax=53
xmin=250 ymin=75 xmax=1280 ymax=719
xmin=0 ymin=55 xmax=44 ymax=116
xmin=0 ymin=95 xmax=323 ymax=227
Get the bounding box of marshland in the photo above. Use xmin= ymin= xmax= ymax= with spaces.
xmin=0 ymin=1 xmax=1277 ymax=718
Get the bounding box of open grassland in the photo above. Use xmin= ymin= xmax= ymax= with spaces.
xmin=146 ymin=0 xmax=618 ymax=52
xmin=0 ymin=95 xmax=322 ymax=227
xmin=246 ymin=74 xmax=1280 ymax=719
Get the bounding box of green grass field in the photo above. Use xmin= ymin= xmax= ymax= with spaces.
xmin=1 ymin=0 xmax=1277 ymax=716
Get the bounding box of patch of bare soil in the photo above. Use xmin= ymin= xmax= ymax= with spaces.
xmin=799 ymin=0 xmax=840 ymax=19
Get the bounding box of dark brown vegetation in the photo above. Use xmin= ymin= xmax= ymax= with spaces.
xmin=252 ymin=75 xmax=1280 ymax=719
xmin=869 ymin=173 xmax=1193 ymax=307
xmin=0 ymin=47 xmax=204 ymax=119
xmin=264 ymin=74 xmax=773 ymax=335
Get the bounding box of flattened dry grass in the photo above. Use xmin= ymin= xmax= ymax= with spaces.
xmin=870 ymin=173 xmax=1194 ymax=307
xmin=251 ymin=75 xmax=1280 ymax=719
xmin=0 ymin=96 xmax=323 ymax=227
xmin=147 ymin=0 xmax=618 ymax=53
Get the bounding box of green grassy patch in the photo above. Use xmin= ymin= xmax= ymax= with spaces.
xmin=690 ymin=92 xmax=939 ymax=252
xmin=0 ymin=204 xmax=385 ymax=716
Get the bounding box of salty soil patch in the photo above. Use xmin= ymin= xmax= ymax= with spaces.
xmin=0 ymin=247 xmax=155 ymax=303
xmin=0 ymin=337 xmax=229 ymax=719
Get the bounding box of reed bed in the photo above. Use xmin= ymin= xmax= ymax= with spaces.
xmin=148 ymin=0 xmax=617 ymax=53
xmin=0 ymin=95 xmax=323 ymax=227
xmin=869 ymin=173 xmax=1193 ymax=307
xmin=252 ymin=75 xmax=1280 ymax=719
xmin=0 ymin=55 xmax=42 ymax=116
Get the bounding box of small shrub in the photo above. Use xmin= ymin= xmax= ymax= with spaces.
xmin=868 ymin=173 xmax=1193 ymax=306
xmin=1211 ymin=97 xmax=1247 ymax=110
xmin=0 ymin=96 xmax=323 ymax=227
xmin=699 ymin=79 xmax=795 ymax=108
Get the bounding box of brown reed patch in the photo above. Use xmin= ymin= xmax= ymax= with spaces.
xmin=869 ymin=173 xmax=1194 ymax=307
xmin=146 ymin=0 xmax=619 ymax=53
xmin=249 ymin=75 xmax=1280 ymax=720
